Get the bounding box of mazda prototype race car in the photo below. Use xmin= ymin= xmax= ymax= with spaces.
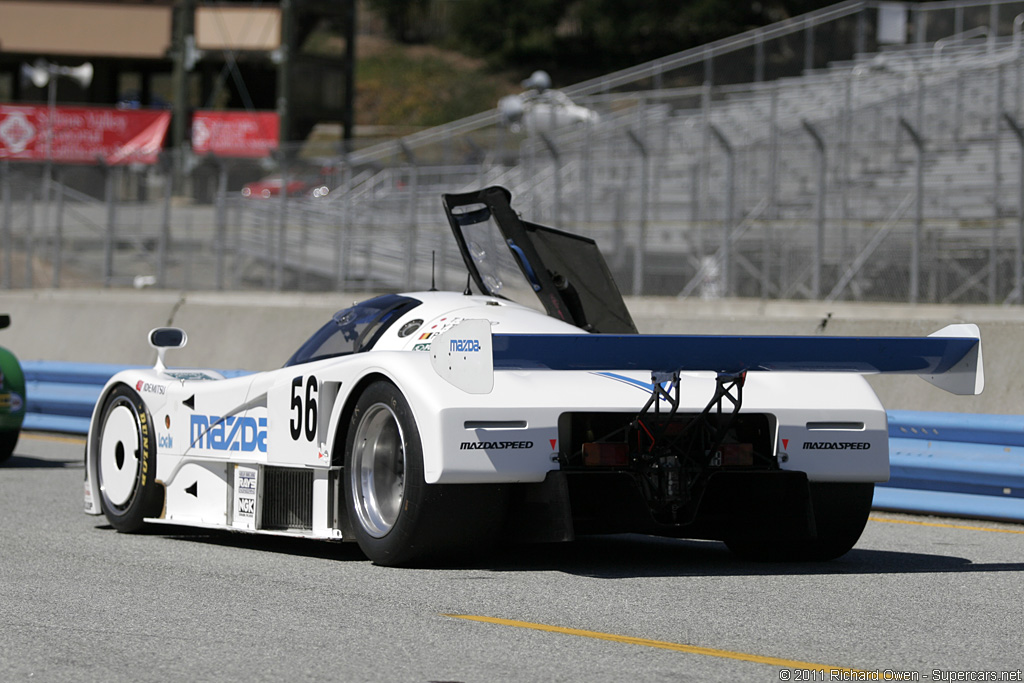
xmin=83 ymin=187 xmax=984 ymax=566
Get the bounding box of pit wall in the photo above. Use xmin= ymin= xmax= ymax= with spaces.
xmin=3 ymin=289 xmax=1019 ymax=414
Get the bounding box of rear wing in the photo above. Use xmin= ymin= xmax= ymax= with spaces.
xmin=430 ymin=320 xmax=983 ymax=396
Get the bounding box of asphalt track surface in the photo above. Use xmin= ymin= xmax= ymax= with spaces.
xmin=2 ymin=433 xmax=1023 ymax=683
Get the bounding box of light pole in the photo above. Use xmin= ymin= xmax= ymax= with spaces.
xmin=20 ymin=59 xmax=93 ymax=193
xmin=19 ymin=59 xmax=92 ymax=286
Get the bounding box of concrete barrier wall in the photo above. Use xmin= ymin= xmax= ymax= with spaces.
xmin=3 ymin=289 xmax=1022 ymax=413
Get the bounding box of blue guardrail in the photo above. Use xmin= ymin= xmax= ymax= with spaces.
xmin=876 ymin=410 xmax=1024 ymax=522
xmin=17 ymin=361 xmax=1024 ymax=524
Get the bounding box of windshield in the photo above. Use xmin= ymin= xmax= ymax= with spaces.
xmin=284 ymin=294 xmax=420 ymax=366
xmin=450 ymin=202 xmax=542 ymax=308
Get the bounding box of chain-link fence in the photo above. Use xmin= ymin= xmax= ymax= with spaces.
xmin=7 ymin=0 xmax=1024 ymax=304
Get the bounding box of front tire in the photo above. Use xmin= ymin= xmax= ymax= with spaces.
xmin=0 ymin=431 xmax=17 ymax=464
xmin=343 ymin=380 xmax=505 ymax=566
xmin=725 ymin=482 xmax=874 ymax=562
xmin=95 ymin=385 xmax=162 ymax=532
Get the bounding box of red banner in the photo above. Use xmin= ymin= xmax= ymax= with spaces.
xmin=191 ymin=111 xmax=279 ymax=158
xmin=0 ymin=104 xmax=170 ymax=165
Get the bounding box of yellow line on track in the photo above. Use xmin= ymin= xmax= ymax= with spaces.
xmin=869 ymin=515 xmax=1024 ymax=535
xmin=444 ymin=614 xmax=856 ymax=672
xmin=22 ymin=432 xmax=86 ymax=446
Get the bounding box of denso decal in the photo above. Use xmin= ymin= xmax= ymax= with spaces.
xmin=191 ymin=415 xmax=267 ymax=452
xmin=136 ymin=380 xmax=166 ymax=395
xmin=460 ymin=441 xmax=534 ymax=450
xmin=450 ymin=339 xmax=481 ymax=353
xmin=802 ymin=441 xmax=871 ymax=450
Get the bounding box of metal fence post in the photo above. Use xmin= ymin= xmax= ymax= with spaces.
xmin=626 ymin=128 xmax=649 ymax=297
xmin=992 ymin=65 xmax=1005 ymax=304
xmin=103 ymin=164 xmax=117 ymax=287
xmin=52 ymin=167 xmax=64 ymax=288
xmin=899 ymin=117 xmax=925 ymax=304
xmin=539 ymin=133 xmax=562 ymax=229
xmin=583 ymin=114 xmax=594 ymax=226
xmin=215 ymin=158 xmax=228 ymax=290
xmin=400 ymin=141 xmax=419 ymax=290
xmin=335 ymin=160 xmax=351 ymax=291
xmin=709 ymin=124 xmax=735 ymax=297
xmin=158 ymin=157 xmax=172 ymax=289
xmin=2 ymin=161 xmax=12 ymax=289
xmin=275 ymin=161 xmax=289 ymax=291
xmin=802 ymin=120 xmax=827 ymax=299
xmin=765 ymin=85 xmax=780 ymax=299
xmin=25 ymin=181 xmax=34 ymax=288
xmin=1004 ymin=112 xmax=1024 ymax=304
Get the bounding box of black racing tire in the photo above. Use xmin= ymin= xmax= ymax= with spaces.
xmin=0 ymin=430 xmax=17 ymax=464
xmin=95 ymin=385 xmax=163 ymax=532
xmin=342 ymin=380 xmax=506 ymax=567
xmin=725 ymin=482 xmax=874 ymax=562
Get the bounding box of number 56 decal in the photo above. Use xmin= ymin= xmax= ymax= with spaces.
xmin=290 ymin=375 xmax=318 ymax=442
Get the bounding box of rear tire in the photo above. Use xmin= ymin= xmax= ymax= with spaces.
xmin=95 ymin=385 xmax=162 ymax=532
xmin=725 ymin=482 xmax=874 ymax=562
xmin=343 ymin=380 xmax=506 ymax=566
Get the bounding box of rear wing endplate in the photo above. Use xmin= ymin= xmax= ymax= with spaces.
xmin=430 ymin=320 xmax=983 ymax=396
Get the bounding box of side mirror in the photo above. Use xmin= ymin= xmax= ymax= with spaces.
xmin=0 ymin=315 xmax=9 ymax=330
xmin=148 ymin=327 xmax=187 ymax=371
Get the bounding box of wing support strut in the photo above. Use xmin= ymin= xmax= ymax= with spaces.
xmin=629 ymin=371 xmax=752 ymax=523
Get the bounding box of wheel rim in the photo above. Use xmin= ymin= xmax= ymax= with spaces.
xmin=98 ymin=399 xmax=142 ymax=510
xmin=350 ymin=402 xmax=406 ymax=538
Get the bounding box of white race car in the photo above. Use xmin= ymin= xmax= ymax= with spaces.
xmin=83 ymin=187 xmax=984 ymax=566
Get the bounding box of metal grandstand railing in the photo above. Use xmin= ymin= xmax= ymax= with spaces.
xmin=8 ymin=0 xmax=1024 ymax=304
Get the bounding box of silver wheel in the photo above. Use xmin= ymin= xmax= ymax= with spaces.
xmin=99 ymin=398 xmax=143 ymax=511
xmin=349 ymin=402 xmax=406 ymax=538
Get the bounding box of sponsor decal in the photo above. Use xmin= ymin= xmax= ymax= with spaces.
xmin=235 ymin=467 xmax=258 ymax=519
xmin=158 ymin=433 xmax=173 ymax=449
xmin=136 ymin=380 xmax=167 ymax=395
xmin=0 ymin=392 xmax=20 ymax=411
xmin=237 ymin=470 xmax=257 ymax=495
xmin=460 ymin=441 xmax=534 ymax=450
xmin=802 ymin=441 xmax=871 ymax=450
xmin=191 ymin=415 xmax=268 ymax=452
xmin=782 ymin=438 xmax=790 ymax=450
xmin=140 ymin=413 xmax=149 ymax=485
xmin=238 ymin=498 xmax=256 ymax=516
xmin=450 ymin=339 xmax=481 ymax=353
xmin=412 ymin=343 xmax=431 ymax=352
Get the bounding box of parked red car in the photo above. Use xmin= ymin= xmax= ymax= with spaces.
xmin=241 ymin=165 xmax=332 ymax=199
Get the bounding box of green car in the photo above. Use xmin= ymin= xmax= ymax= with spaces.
xmin=0 ymin=315 xmax=25 ymax=464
